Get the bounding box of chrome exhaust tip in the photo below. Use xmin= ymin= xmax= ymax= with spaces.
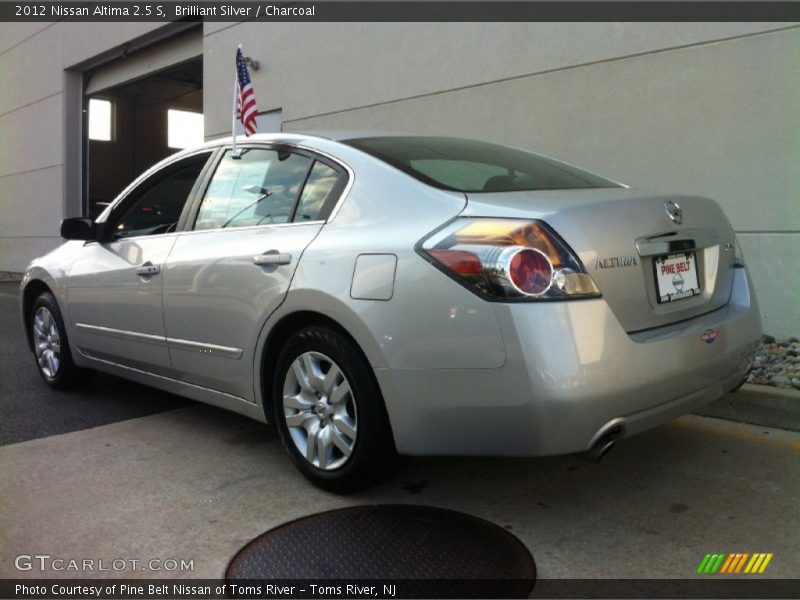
xmin=579 ymin=425 xmax=622 ymax=463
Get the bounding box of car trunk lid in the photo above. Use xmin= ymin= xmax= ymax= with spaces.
xmin=462 ymin=188 xmax=736 ymax=332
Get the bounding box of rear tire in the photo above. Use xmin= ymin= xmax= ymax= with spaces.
xmin=272 ymin=326 xmax=397 ymax=493
xmin=30 ymin=292 xmax=94 ymax=390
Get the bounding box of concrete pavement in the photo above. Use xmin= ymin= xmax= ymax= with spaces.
xmin=0 ymin=405 xmax=798 ymax=580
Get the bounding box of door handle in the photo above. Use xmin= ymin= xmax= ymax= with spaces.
xmin=253 ymin=252 xmax=292 ymax=266
xmin=135 ymin=263 xmax=161 ymax=276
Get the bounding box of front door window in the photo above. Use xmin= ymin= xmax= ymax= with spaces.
xmin=108 ymin=153 xmax=210 ymax=239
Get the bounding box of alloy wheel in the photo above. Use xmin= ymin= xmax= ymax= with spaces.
xmin=282 ymin=351 xmax=358 ymax=470
xmin=33 ymin=306 xmax=61 ymax=378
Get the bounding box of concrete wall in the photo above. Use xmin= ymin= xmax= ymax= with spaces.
xmin=204 ymin=22 xmax=800 ymax=336
xmin=0 ymin=22 xmax=167 ymax=272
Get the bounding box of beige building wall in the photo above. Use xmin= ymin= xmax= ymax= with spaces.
xmin=0 ymin=22 xmax=797 ymax=336
xmin=0 ymin=22 xmax=166 ymax=273
xmin=204 ymin=22 xmax=800 ymax=336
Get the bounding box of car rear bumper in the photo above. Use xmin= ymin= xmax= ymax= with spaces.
xmin=376 ymin=266 xmax=761 ymax=456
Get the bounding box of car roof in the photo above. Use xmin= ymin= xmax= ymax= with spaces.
xmin=198 ymin=130 xmax=406 ymax=148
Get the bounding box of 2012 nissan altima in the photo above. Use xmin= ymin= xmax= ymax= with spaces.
xmin=20 ymin=133 xmax=762 ymax=492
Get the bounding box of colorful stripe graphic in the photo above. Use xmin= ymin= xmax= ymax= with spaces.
xmin=697 ymin=553 xmax=773 ymax=574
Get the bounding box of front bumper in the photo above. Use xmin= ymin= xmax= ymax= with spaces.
xmin=377 ymin=266 xmax=761 ymax=456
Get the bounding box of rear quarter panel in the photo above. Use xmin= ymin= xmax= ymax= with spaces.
xmin=278 ymin=141 xmax=508 ymax=374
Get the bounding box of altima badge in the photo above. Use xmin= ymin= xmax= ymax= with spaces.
xmin=595 ymin=256 xmax=638 ymax=269
xmin=665 ymin=200 xmax=683 ymax=225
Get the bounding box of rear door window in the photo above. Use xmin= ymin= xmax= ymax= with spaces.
xmin=294 ymin=161 xmax=346 ymax=222
xmin=194 ymin=149 xmax=312 ymax=230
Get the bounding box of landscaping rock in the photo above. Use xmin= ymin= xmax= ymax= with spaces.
xmin=746 ymin=336 xmax=800 ymax=390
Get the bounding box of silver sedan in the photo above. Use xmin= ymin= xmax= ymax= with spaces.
xmin=20 ymin=133 xmax=762 ymax=492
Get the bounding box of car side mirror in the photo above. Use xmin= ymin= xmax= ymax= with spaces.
xmin=60 ymin=217 xmax=95 ymax=241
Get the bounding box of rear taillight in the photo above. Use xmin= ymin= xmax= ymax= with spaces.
xmin=419 ymin=218 xmax=600 ymax=301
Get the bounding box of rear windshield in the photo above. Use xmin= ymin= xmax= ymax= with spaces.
xmin=343 ymin=136 xmax=620 ymax=193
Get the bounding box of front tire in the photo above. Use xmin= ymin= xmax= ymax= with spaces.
xmin=273 ymin=326 xmax=396 ymax=493
xmin=30 ymin=292 xmax=94 ymax=390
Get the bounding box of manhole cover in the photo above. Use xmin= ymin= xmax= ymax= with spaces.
xmin=226 ymin=504 xmax=535 ymax=598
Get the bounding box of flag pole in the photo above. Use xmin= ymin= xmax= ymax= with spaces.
xmin=231 ymin=75 xmax=238 ymax=155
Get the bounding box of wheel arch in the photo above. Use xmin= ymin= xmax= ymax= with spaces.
xmin=257 ymin=308 xmax=389 ymax=430
xmin=21 ymin=278 xmax=56 ymax=351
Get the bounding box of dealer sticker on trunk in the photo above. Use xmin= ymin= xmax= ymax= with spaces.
xmin=654 ymin=251 xmax=700 ymax=303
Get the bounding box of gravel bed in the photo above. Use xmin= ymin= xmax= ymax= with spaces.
xmin=747 ymin=335 xmax=800 ymax=390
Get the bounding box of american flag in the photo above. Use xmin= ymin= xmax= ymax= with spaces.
xmin=235 ymin=47 xmax=258 ymax=136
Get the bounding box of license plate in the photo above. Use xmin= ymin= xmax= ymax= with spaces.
xmin=654 ymin=252 xmax=700 ymax=303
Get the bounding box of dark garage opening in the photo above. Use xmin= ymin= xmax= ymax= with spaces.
xmin=86 ymin=57 xmax=203 ymax=217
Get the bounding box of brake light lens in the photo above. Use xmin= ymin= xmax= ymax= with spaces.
xmin=509 ymin=248 xmax=553 ymax=295
xmin=419 ymin=219 xmax=600 ymax=301
xmin=427 ymin=249 xmax=483 ymax=275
